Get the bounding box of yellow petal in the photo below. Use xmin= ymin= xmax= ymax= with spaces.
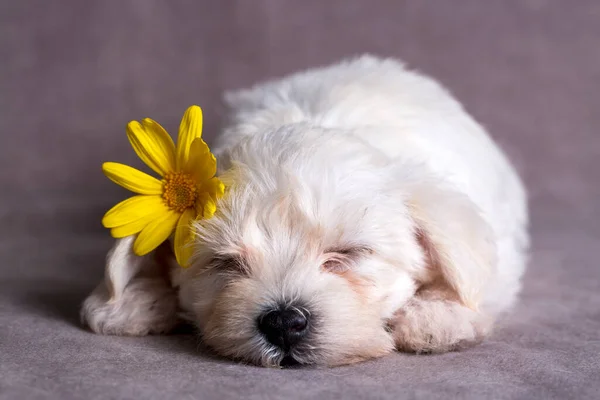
xmin=133 ymin=209 xmax=180 ymax=256
xmin=203 ymin=199 xmax=217 ymax=219
xmin=109 ymin=199 xmax=170 ymax=238
xmin=103 ymin=162 xmax=163 ymax=195
xmin=185 ymin=138 xmax=217 ymax=183
xmin=174 ymin=208 xmax=196 ymax=267
xmin=201 ymin=177 xmax=225 ymax=200
xmin=110 ymin=217 xmax=151 ymax=238
xmin=176 ymin=105 xmax=203 ymax=170
xmin=102 ymin=195 xmax=166 ymax=228
xmin=126 ymin=119 xmax=176 ymax=176
xmin=197 ymin=192 xmax=218 ymax=219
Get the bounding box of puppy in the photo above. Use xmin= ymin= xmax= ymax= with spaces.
xmin=82 ymin=55 xmax=529 ymax=367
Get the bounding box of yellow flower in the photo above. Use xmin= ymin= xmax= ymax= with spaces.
xmin=101 ymin=105 xmax=224 ymax=267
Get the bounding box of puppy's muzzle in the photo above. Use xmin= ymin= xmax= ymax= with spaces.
xmin=258 ymin=306 xmax=309 ymax=351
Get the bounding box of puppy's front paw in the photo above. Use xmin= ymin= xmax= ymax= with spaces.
xmin=391 ymin=298 xmax=492 ymax=353
xmin=81 ymin=278 xmax=178 ymax=336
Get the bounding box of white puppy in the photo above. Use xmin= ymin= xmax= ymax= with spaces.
xmin=82 ymin=55 xmax=528 ymax=367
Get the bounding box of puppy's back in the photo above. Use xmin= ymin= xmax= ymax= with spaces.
xmin=220 ymin=55 xmax=526 ymax=232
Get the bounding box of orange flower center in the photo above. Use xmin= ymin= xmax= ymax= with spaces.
xmin=162 ymin=172 xmax=197 ymax=212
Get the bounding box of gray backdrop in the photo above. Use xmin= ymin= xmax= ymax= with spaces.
xmin=1 ymin=1 xmax=599 ymax=399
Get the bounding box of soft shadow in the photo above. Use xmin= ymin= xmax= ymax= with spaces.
xmin=19 ymin=281 xmax=222 ymax=360
xmin=150 ymin=331 xmax=229 ymax=363
xmin=19 ymin=282 xmax=97 ymax=327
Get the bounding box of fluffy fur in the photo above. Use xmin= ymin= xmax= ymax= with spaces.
xmin=81 ymin=55 xmax=529 ymax=367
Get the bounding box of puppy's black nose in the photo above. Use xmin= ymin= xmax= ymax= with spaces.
xmin=258 ymin=308 xmax=309 ymax=350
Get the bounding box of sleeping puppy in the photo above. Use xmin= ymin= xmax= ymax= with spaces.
xmin=81 ymin=55 xmax=529 ymax=367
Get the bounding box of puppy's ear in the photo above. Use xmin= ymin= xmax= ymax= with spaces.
xmin=102 ymin=236 xmax=178 ymax=301
xmin=408 ymin=179 xmax=496 ymax=310
xmin=104 ymin=236 xmax=145 ymax=301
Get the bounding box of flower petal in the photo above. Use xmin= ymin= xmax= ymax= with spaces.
xmin=133 ymin=209 xmax=180 ymax=256
xmin=102 ymin=195 xmax=166 ymax=228
xmin=103 ymin=162 xmax=163 ymax=194
xmin=185 ymin=138 xmax=217 ymax=183
xmin=196 ymin=192 xmax=217 ymax=219
xmin=126 ymin=119 xmax=176 ymax=176
xmin=176 ymin=105 xmax=203 ymax=170
xmin=203 ymin=198 xmax=217 ymax=219
xmin=109 ymin=198 xmax=170 ymax=238
xmin=202 ymin=177 xmax=225 ymax=201
xmin=110 ymin=216 xmax=152 ymax=238
xmin=174 ymin=208 xmax=196 ymax=267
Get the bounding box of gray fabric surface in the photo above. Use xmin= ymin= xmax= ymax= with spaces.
xmin=1 ymin=1 xmax=599 ymax=399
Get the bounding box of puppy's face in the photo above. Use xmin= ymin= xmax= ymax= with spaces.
xmin=185 ymin=128 xmax=423 ymax=366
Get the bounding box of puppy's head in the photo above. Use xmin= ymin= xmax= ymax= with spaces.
xmin=184 ymin=126 xmax=493 ymax=366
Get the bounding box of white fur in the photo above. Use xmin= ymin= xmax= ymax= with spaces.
xmin=82 ymin=56 xmax=528 ymax=366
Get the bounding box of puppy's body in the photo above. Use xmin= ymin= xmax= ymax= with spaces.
xmin=214 ymin=56 xmax=528 ymax=313
xmin=82 ymin=56 xmax=528 ymax=366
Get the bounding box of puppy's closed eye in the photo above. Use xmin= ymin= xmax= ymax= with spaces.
xmin=210 ymin=255 xmax=249 ymax=275
xmin=321 ymin=246 xmax=372 ymax=273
